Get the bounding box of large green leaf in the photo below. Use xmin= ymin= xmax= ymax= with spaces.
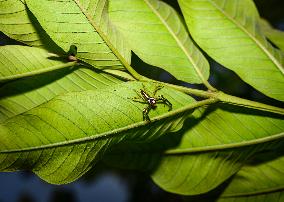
xmin=260 ymin=19 xmax=284 ymax=51
xmin=108 ymin=0 xmax=210 ymax=84
xmin=25 ymin=0 xmax=131 ymax=70
xmin=218 ymin=192 xmax=284 ymax=202
xmin=0 ymin=67 xmax=123 ymax=122
xmin=104 ymin=105 xmax=284 ymax=195
xmin=151 ymin=105 xmax=284 ymax=195
xmin=178 ymin=0 xmax=284 ymax=101
xmin=0 ymin=0 xmax=60 ymax=51
xmin=0 ymin=81 xmax=197 ymax=184
xmin=219 ymin=151 xmax=284 ymax=200
xmin=0 ymin=45 xmax=75 ymax=82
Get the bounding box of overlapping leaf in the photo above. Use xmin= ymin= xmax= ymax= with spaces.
xmin=218 ymin=192 xmax=284 ymax=202
xmin=178 ymin=0 xmax=284 ymax=101
xmin=0 ymin=45 xmax=74 ymax=82
xmin=260 ymin=19 xmax=284 ymax=51
xmin=0 ymin=81 xmax=196 ymax=184
xmin=219 ymin=151 xmax=284 ymax=200
xmin=0 ymin=0 xmax=60 ymax=51
xmin=25 ymin=0 xmax=131 ymax=70
xmin=0 ymin=67 xmax=123 ymax=122
xmin=1 ymin=0 xmax=284 ymax=198
xmin=105 ymin=105 xmax=284 ymax=195
xmin=108 ymin=0 xmax=210 ymax=84
xmin=152 ymin=105 xmax=284 ymax=195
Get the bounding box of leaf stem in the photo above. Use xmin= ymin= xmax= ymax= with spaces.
xmin=156 ymin=81 xmax=216 ymax=98
xmin=151 ymin=97 xmax=218 ymax=122
xmin=98 ymin=22 xmax=284 ymax=116
xmin=149 ymin=80 xmax=284 ymax=115
xmin=0 ymin=61 xmax=77 ymax=83
xmin=216 ymin=92 xmax=284 ymax=115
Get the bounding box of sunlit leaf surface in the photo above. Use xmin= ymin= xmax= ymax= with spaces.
xmin=179 ymin=0 xmax=284 ymax=101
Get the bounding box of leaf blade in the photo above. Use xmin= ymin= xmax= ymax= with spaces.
xmin=221 ymin=152 xmax=284 ymax=198
xmin=109 ymin=0 xmax=210 ymax=85
xmin=25 ymin=0 xmax=131 ymax=70
xmin=178 ymin=0 xmax=284 ymax=101
xmin=0 ymin=81 xmax=196 ymax=184
xmin=0 ymin=45 xmax=74 ymax=82
xmin=151 ymin=105 xmax=284 ymax=195
xmin=0 ymin=67 xmax=123 ymax=122
xmin=0 ymin=0 xmax=61 ymax=52
xmin=260 ymin=19 xmax=284 ymax=51
xmin=104 ymin=105 xmax=284 ymax=195
xmin=218 ymin=191 xmax=284 ymax=202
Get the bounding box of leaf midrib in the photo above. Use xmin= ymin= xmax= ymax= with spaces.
xmin=208 ymin=0 xmax=284 ymax=75
xmin=165 ymin=132 xmax=284 ymax=155
xmin=0 ymin=61 xmax=77 ymax=82
xmin=3 ymin=119 xmax=282 ymax=154
xmin=144 ymin=0 xmax=212 ymax=88
xmin=1 ymin=99 xmax=215 ymax=153
xmin=73 ymin=0 xmax=140 ymax=78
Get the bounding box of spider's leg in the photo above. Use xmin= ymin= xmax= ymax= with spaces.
xmin=157 ymin=95 xmax=172 ymax=111
xmin=130 ymin=97 xmax=145 ymax=103
xmin=141 ymin=82 xmax=148 ymax=93
xmin=153 ymin=85 xmax=164 ymax=96
xmin=129 ymin=89 xmax=145 ymax=102
xmin=143 ymin=105 xmax=152 ymax=122
xmin=141 ymin=83 xmax=152 ymax=95
xmin=133 ymin=89 xmax=145 ymax=100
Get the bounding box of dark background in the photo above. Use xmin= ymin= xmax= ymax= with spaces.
xmin=1 ymin=0 xmax=284 ymax=202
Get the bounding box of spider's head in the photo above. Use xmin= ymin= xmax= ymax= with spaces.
xmin=148 ymin=98 xmax=156 ymax=107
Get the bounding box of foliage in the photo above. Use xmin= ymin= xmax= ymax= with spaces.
xmin=0 ymin=0 xmax=283 ymax=200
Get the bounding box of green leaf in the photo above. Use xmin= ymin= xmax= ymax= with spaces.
xmin=108 ymin=0 xmax=210 ymax=85
xmin=151 ymin=105 xmax=284 ymax=195
xmin=219 ymin=151 xmax=284 ymax=200
xmin=0 ymin=81 xmax=196 ymax=184
xmin=0 ymin=0 xmax=60 ymax=51
xmin=25 ymin=0 xmax=131 ymax=70
xmin=0 ymin=67 xmax=123 ymax=122
xmin=104 ymin=105 xmax=284 ymax=195
xmin=104 ymin=69 xmax=135 ymax=81
xmin=178 ymin=0 xmax=284 ymax=101
xmin=260 ymin=19 xmax=284 ymax=51
xmin=0 ymin=45 xmax=75 ymax=82
xmin=218 ymin=192 xmax=284 ymax=202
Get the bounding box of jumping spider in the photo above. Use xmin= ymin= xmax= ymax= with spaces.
xmin=130 ymin=84 xmax=172 ymax=122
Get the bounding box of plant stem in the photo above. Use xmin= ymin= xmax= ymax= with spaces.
xmin=112 ymin=50 xmax=284 ymax=115
xmin=0 ymin=61 xmax=77 ymax=83
xmin=151 ymin=80 xmax=284 ymax=115
xmin=152 ymin=98 xmax=218 ymax=122
xmin=216 ymin=91 xmax=284 ymax=115
xmin=158 ymin=82 xmax=215 ymax=98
